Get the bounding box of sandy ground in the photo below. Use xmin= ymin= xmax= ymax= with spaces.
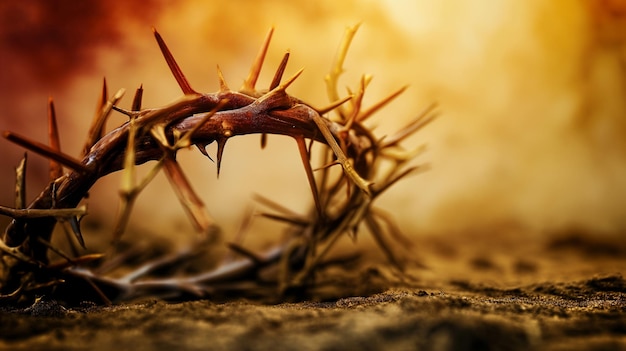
xmin=1 ymin=228 xmax=624 ymax=351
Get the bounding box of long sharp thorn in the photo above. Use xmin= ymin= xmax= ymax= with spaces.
xmin=99 ymin=78 xmax=108 ymax=111
xmin=82 ymin=79 xmax=107 ymax=156
xmin=269 ymin=51 xmax=290 ymax=90
xmin=216 ymin=65 xmax=229 ymax=92
xmin=316 ymin=95 xmax=353 ymax=115
xmin=242 ymin=27 xmax=274 ymax=93
xmin=4 ymin=131 xmax=90 ymax=174
xmin=195 ymin=144 xmax=214 ymax=162
xmin=153 ymin=28 xmax=197 ymax=95
xmin=295 ymin=137 xmax=322 ymax=217
xmin=88 ymin=78 xmax=109 ymax=131
xmin=131 ymin=84 xmax=143 ymax=111
xmin=357 ymin=85 xmax=408 ymax=122
xmin=276 ymin=68 xmax=304 ymax=92
xmin=69 ymin=216 xmax=86 ymax=248
xmin=84 ymin=88 xmax=125 ymax=155
xmin=48 ymin=97 xmax=63 ymax=180
xmin=216 ymin=138 xmax=228 ymax=178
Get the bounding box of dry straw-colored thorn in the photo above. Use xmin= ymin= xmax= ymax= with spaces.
xmin=14 ymin=154 xmax=26 ymax=210
xmin=216 ymin=65 xmax=229 ymax=92
xmin=316 ymin=95 xmax=353 ymax=116
xmin=274 ymin=68 xmax=304 ymax=93
xmin=242 ymin=27 xmax=275 ymax=94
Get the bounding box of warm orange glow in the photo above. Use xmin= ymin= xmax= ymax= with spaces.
xmin=1 ymin=0 xmax=625 ymax=241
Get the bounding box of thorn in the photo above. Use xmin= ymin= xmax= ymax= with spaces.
xmin=15 ymin=154 xmax=27 ymax=209
xmin=260 ymin=133 xmax=267 ymax=149
xmin=153 ymin=27 xmax=197 ymax=95
xmin=269 ymin=51 xmax=290 ymax=90
xmin=4 ymin=131 xmax=90 ymax=174
xmin=242 ymin=27 xmax=274 ymax=93
xmin=69 ymin=216 xmax=86 ymax=248
xmin=97 ymin=78 xmax=108 ymax=115
xmin=84 ymin=88 xmax=125 ymax=156
xmin=216 ymin=137 xmax=228 ymax=177
xmin=275 ymin=68 xmax=304 ymax=92
xmin=48 ymin=97 xmax=63 ymax=180
xmin=295 ymin=137 xmax=322 ymax=217
xmin=381 ymin=102 xmax=438 ymax=148
xmin=195 ymin=143 xmax=214 ymax=162
xmin=316 ymin=95 xmax=353 ymax=115
xmin=131 ymin=84 xmax=144 ymax=111
xmin=216 ymin=65 xmax=229 ymax=92
xmin=357 ymin=85 xmax=408 ymax=122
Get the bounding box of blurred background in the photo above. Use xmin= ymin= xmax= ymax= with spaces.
xmin=1 ymin=0 xmax=625 ymax=250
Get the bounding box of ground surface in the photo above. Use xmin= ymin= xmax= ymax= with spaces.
xmin=1 ymin=228 xmax=625 ymax=351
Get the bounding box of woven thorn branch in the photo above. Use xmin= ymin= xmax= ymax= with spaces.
xmin=0 ymin=24 xmax=437 ymax=304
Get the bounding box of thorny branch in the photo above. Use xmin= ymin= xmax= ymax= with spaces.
xmin=0 ymin=25 xmax=437 ymax=305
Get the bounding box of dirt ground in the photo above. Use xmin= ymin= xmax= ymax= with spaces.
xmin=1 ymin=227 xmax=624 ymax=351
